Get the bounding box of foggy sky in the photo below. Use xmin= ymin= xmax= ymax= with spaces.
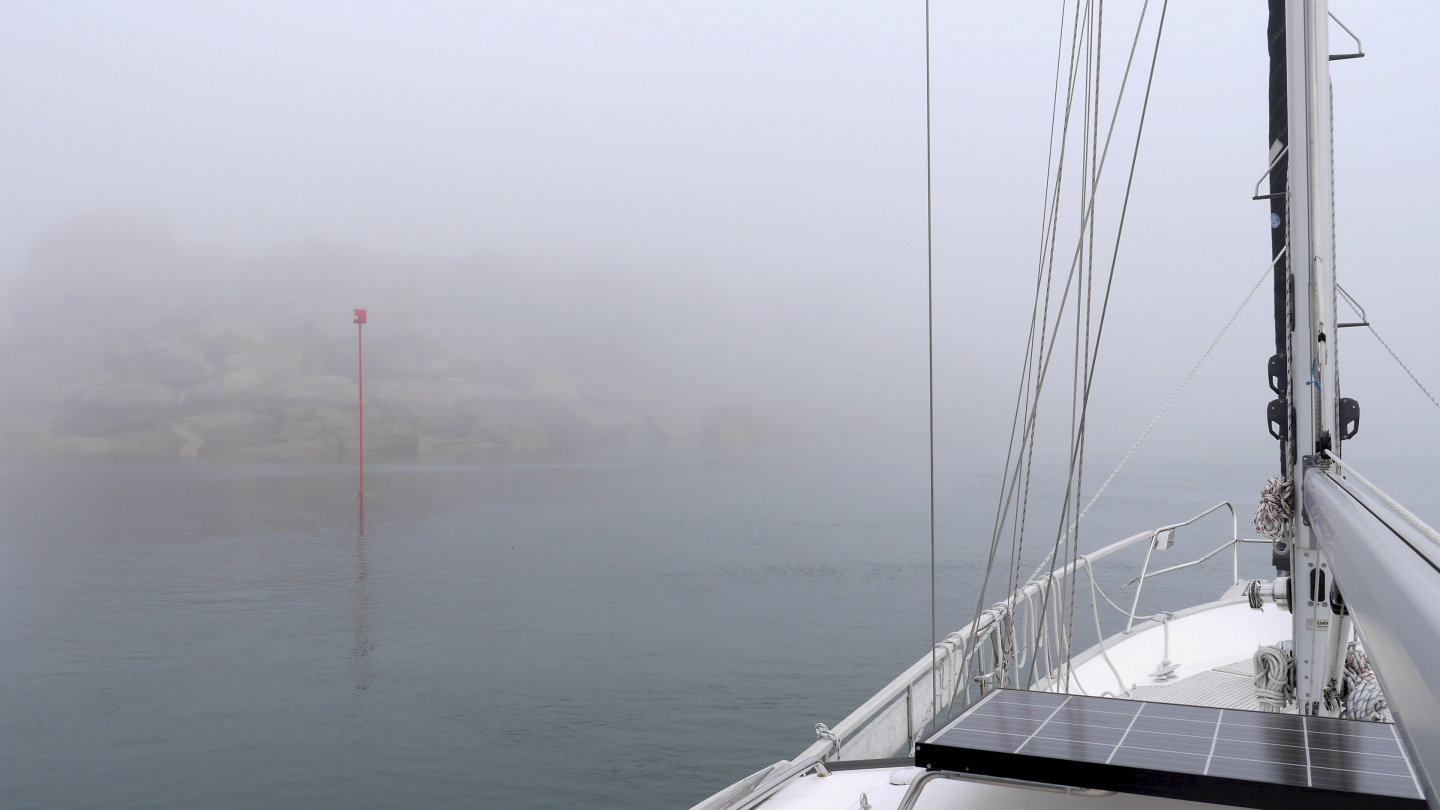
xmin=1 ymin=1 xmax=1438 ymax=475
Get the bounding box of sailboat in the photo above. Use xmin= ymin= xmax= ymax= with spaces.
xmin=690 ymin=1 xmax=1439 ymax=808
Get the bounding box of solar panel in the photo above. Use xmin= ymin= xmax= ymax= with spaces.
xmin=915 ymin=689 xmax=1425 ymax=810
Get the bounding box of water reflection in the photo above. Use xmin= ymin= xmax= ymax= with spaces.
xmin=348 ymin=494 xmax=374 ymax=735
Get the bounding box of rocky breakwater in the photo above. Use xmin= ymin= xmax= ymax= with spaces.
xmin=0 ymin=219 xmax=709 ymax=461
xmin=15 ymin=330 xmax=691 ymax=462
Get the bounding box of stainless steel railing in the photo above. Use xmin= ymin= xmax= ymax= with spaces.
xmin=691 ymin=501 xmax=1265 ymax=810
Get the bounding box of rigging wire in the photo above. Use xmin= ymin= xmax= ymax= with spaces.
xmin=1066 ymin=0 xmax=1102 ymax=692
xmin=984 ymin=0 xmax=1155 ymax=603
xmin=993 ymin=0 xmax=1113 ymax=692
xmin=957 ymin=0 xmax=1174 ymax=707
xmin=977 ymin=0 xmax=1073 ymax=693
xmin=1337 ymin=289 xmax=1440 ymax=414
xmin=924 ymin=0 xmax=937 ymax=733
xmin=1022 ymin=248 xmax=1281 ymax=586
xmin=1000 ymin=0 xmax=1089 ymax=689
xmin=1075 ymin=248 xmax=1281 ymax=523
xmin=966 ymin=0 xmax=1124 ymax=701
xmin=1026 ymin=0 xmax=1170 ymax=690
xmin=1060 ymin=0 xmax=1095 ymax=693
xmin=969 ymin=0 xmax=1154 ymax=655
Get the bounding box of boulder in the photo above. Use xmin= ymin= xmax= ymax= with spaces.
xmin=142 ymin=342 xmax=213 ymax=384
xmin=79 ymin=381 xmax=176 ymax=409
xmin=21 ymin=436 xmax=115 ymax=456
xmin=468 ymin=416 xmax=549 ymax=450
xmin=575 ymin=404 xmax=637 ymax=435
xmin=174 ymin=409 xmax=277 ymax=437
xmin=180 ymin=367 xmax=262 ymax=409
xmin=235 ymin=436 xmax=341 ymax=462
xmin=272 ymin=375 xmax=359 ymax=409
xmin=110 ymin=427 xmax=186 ymax=457
xmin=188 ymin=410 xmax=283 ymax=459
xmin=456 ymin=381 xmax=524 ymax=411
xmin=700 ymin=403 xmax=779 ymax=447
xmin=51 ymin=382 xmax=178 ymax=437
xmin=530 ymin=370 xmax=597 ymax=402
xmin=348 ymin=424 xmax=421 ymax=458
xmin=170 ymin=422 xmax=205 ymax=458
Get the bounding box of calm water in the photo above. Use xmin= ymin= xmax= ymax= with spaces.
xmin=0 ymin=449 xmax=1428 ymax=808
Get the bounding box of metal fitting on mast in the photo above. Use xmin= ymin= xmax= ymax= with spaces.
xmin=1246 ymin=577 xmax=1292 ymax=612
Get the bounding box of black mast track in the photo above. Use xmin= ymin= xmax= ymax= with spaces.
xmin=1266 ymin=0 xmax=1292 ymax=573
xmin=1267 ymin=0 xmax=1289 ymax=361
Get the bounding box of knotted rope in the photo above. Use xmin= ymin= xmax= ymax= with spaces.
xmin=1344 ymin=648 xmax=1393 ymax=723
xmin=814 ymin=723 xmax=841 ymax=758
xmin=1253 ymin=476 xmax=1292 ymax=539
xmin=1253 ymin=644 xmax=1294 ymax=712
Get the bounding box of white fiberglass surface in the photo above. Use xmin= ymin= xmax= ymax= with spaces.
xmin=1066 ymin=598 xmax=1292 ymax=698
xmin=759 ymin=767 xmax=1230 ymax=810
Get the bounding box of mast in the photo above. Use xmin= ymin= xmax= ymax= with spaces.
xmin=1281 ymin=0 xmax=1342 ymax=717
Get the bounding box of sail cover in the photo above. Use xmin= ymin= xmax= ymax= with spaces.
xmin=1306 ymin=468 xmax=1440 ymax=810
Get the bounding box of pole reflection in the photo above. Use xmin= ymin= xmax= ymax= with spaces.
xmin=348 ymin=493 xmax=374 ymax=736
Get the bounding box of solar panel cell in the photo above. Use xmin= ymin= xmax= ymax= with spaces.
xmin=1212 ymin=739 xmax=1309 ymax=767
xmin=1307 ymin=730 xmax=1402 ymax=755
xmin=1018 ymin=737 xmax=1115 ymax=763
xmin=956 ymin=728 xmax=1031 ymax=751
xmin=1107 ymin=747 xmax=1209 ymax=772
xmin=1216 ymin=723 xmax=1307 ymax=748
xmin=1134 ymin=701 xmax=1217 ymax=722
xmin=1311 ymin=767 xmax=1417 ymax=795
xmin=1117 ymin=728 xmax=1213 ymax=756
xmin=915 ymin=689 xmax=1426 ymax=810
xmin=1313 ymin=743 xmax=1399 ymax=766
xmin=1205 ymin=754 xmax=1310 ymax=786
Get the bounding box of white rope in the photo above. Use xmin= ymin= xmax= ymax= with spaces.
xmin=814 ymin=723 xmax=841 ymax=758
xmin=1253 ymin=476 xmax=1292 ymax=539
xmin=1253 ymin=643 xmax=1294 ymax=713
xmin=1076 ymin=253 xmax=1280 ymax=524
xmin=1343 ymin=647 xmax=1393 ymax=723
xmin=1083 ymin=558 xmax=1130 ymax=693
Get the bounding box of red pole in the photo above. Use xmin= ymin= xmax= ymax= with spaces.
xmin=354 ymin=309 xmax=367 ymax=496
xmin=358 ymin=322 xmax=363 ymax=495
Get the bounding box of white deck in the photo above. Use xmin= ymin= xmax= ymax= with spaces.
xmin=758 ymin=766 xmax=1227 ymax=810
xmin=726 ymin=594 xmax=1298 ymax=810
xmin=1062 ymin=585 xmax=1293 ymax=706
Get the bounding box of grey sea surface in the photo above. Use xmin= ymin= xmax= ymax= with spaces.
xmin=0 ymin=449 xmax=1431 ymax=809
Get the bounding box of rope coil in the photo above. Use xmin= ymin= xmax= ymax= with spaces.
xmin=1253 ymin=643 xmax=1295 ymax=712
xmin=1343 ymin=647 xmax=1393 ymax=723
xmin=1253 ymin=476 xmax=1293 ymax=539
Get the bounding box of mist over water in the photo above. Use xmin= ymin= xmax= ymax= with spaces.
xmin=2 ymin=2 xmax=1439 ymax=468
xmin=2 ymin=2 xmax=1440 ymax=808
xmin=0 ymin=215 xmax=825 ymax=461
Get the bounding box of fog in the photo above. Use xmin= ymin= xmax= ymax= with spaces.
xmin=0 ymin=2 xmax=1437 ymax=471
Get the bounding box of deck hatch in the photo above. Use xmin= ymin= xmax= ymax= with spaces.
xmin=915 ymin=689 xmax=1425 ymax=809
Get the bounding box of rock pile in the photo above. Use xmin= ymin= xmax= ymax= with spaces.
xmin=0 ymin=218 xmax=737 ymax=461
